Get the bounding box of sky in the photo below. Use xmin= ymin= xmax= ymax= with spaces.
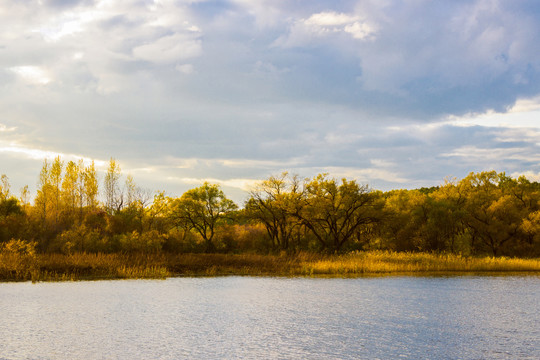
xmin=1 ymin=0 xmax=540 ymax=204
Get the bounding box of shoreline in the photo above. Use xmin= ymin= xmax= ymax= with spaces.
xmin=2 ymin=251 xmax=540 ymax=282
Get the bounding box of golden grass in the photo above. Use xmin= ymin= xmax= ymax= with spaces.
xmin=1 ymin=249 xmax=539 ymax=282
xmin=300 ymin=251 xmax=540 ymax=275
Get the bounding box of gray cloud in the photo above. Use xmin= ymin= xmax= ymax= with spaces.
xmin=1 ymin=0 xmax=540 ymax=203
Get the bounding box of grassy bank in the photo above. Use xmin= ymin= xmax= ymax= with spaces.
xmin=1 ymin=250 xmax=540 ymax=282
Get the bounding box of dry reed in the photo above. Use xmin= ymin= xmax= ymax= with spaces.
xmin=1 ymin=249 xmax=539 ymax=282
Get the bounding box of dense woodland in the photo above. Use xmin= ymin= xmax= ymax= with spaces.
xmin=1 ymin=156 xmax=540 ymax=258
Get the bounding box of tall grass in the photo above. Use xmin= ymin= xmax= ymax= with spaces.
xmin=1 ymin=242 xmax=539 ymax=282
xmin=300 ymin=251 xmax=540 ymax=275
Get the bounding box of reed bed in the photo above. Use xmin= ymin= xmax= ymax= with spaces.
xmin=1 ymin=250 xmax=539 ymax=282
xmin=300 ymin=251 xmax=540 ymax=275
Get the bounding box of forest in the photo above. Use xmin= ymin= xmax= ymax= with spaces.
xmin=1 ymin=156 xmax=540 ymax=259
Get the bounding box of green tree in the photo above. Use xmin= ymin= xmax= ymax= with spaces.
xmin=171 ymin=182 xmax=237 ymax=252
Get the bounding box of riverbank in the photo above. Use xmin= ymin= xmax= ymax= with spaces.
xmin=2 ymin=250 xmax=540 ymax=282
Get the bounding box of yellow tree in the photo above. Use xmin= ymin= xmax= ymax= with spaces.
xmin=245 ymin=172 xmax=302 ymax=251
xmin=61 ymin=160 xmax=80 ymax=225
xmin=0 ymin=174 xmax=10 ymax=201
xmin=294 ymin=174 xmax=378 ymax=252
xmin=459 ymin=171 xmax=524 ymax=256
xmin=427 ymin=180 xmax=468 ymax=253
xmin=35 ymin=160 xmax=51 ymax=226
xmin=83 ymin=160 xmax=99 ymax=209
xmin=125 ymin=174 xmax=137 ymax=207
xmin=379 ymin=189 xmax=427 ymax=251
xmin=50 ymin=156 xmax=64 ymax=230
xmin=104 ymin=158 xmax=122 ymax=214
xmin=520 ymin=210 xmax=540 ymax=256
xmin=19 ymin=185 xmax=30 ymax=213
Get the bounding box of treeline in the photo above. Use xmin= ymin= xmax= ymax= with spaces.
xmin=1 ymin=157 xmax=540 ymax=257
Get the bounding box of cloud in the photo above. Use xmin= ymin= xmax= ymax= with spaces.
xmin=9 ymin=66 xmax=52 ymax=85
xmin=176 ymin=63 xmax=195 ymax=74
xmin=0 ymin=140 xmax=107 ymax=167
xmin=511 ymin=171 xmax=540 ymax=182
xmin=0 ymin=124 xmax=16 ymax=132
xmin=2 ymin=0 xmax=540 ymax=204
xmin=305 ymin=12 xmax=360 ymax=26
xmin=133 ymin=32 xmax=202 ymax=64
xmin=178 ymin=177 xmax=259 ymax=191
xmin=274 ymin=10 xmax=376 ymax=47
xmin=444 ymin=97 xmax=540 ymax=129
xmin=509 ymin=95 xmax=540 ymax=113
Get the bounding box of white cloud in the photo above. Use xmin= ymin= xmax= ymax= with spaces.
xmin=321 ymin=166 xmax=409 ymax=184
xmin=175 ymin=63 xmax=195 ymax=74
xmin=0 ymin=124 xmax=17 ymax=132
xmin=171 ymin=177 xmax=259 ymax=191
xmin=275 ymin=10 xmax=376 ymax=47
xmin=35 ymin=18 xmax=85 ymax=42
xmin=442 ymin=146 xmax=540 ymax=163
xmin=509 ymin=96 xmax=540 ymax=113
xmin=219 ymin=158 xmax=302 ymax=168
xmin=304 ymin=12 xmax=359 ymax=27
xmin=0 ymin=142 xmax=107 ymax=167
xmin=132 ymin=33 xmax=202 ymax=64
xmin=9 ymin=66 xmax=52 ymax=85
xmin=444 ymin=98 xmax=540 ymax=129
xmin=344 ymin=21 xmax=375 ymax=40
xmin=511 ymin=171 xmax=540 ymax=182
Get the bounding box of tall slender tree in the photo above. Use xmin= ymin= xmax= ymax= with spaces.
xmin=83 ymin=160 xmax=99 ymax=209
xmin=104 ymin=158 xmax=122 ymax=214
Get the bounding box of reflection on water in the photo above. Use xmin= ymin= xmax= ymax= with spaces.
xmin=0 ymin=275 xmax=539 ymax=359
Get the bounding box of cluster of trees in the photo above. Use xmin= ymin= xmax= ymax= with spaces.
xmin=1 ymin=157 xmax=540 ymax=257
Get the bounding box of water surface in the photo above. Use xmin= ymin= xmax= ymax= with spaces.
xmin=0 ymin=275 xmax=539 ymax=359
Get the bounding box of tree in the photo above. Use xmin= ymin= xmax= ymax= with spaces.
xmin=104 ymin=158 xmax=122 ymax=214
xmin=50 ymin=156 xmax=64 ymax=230
xmin=125 ymin=174 xmax=137 ymax=207
xmin=171 ymin=182 xmax=237 ymax=252
xmin=520 ymin=210 xmax=540 ymax=256
xmin=293 ymin=174 xmax=378 ymax=252
xmin=34 ymin=159 xmax=52 ymax=239
xmin=61 ymin=160 xmax=81 ymax=225
xmin=0 ymin=175 xmax=26 ymax=243
xmin=0 ymin=174 xmax=10 ymax=201
xmin=20 ymin=185 xmax=30 ymax=213
xmin=245 ymin=172 xmax=302 ymax=251
xmin=379 ymin=189 xmax=427 ymax=251
xmin=459 ymin=171 xmax=524 ymax=256
xmin=146 ymin=191 xmax=172 ymax=233
xmin=426 ymin=181 xmax=468 ymax=253
xmin=83 ymin=160 xmax=99 ymax=209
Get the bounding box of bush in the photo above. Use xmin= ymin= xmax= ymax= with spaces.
xmin=52 ymin=225 xmax=111 ymax=253
xmin=162 ymin=228 xmax=204 ymax=253
xmin=0 ymin=239 xmax=38 ymax=280
xmin=118 ymin=230 xmax=166 ymax=253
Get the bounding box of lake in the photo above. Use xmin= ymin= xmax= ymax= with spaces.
xmin=0 ymin=275 xmax=539 ymax=359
